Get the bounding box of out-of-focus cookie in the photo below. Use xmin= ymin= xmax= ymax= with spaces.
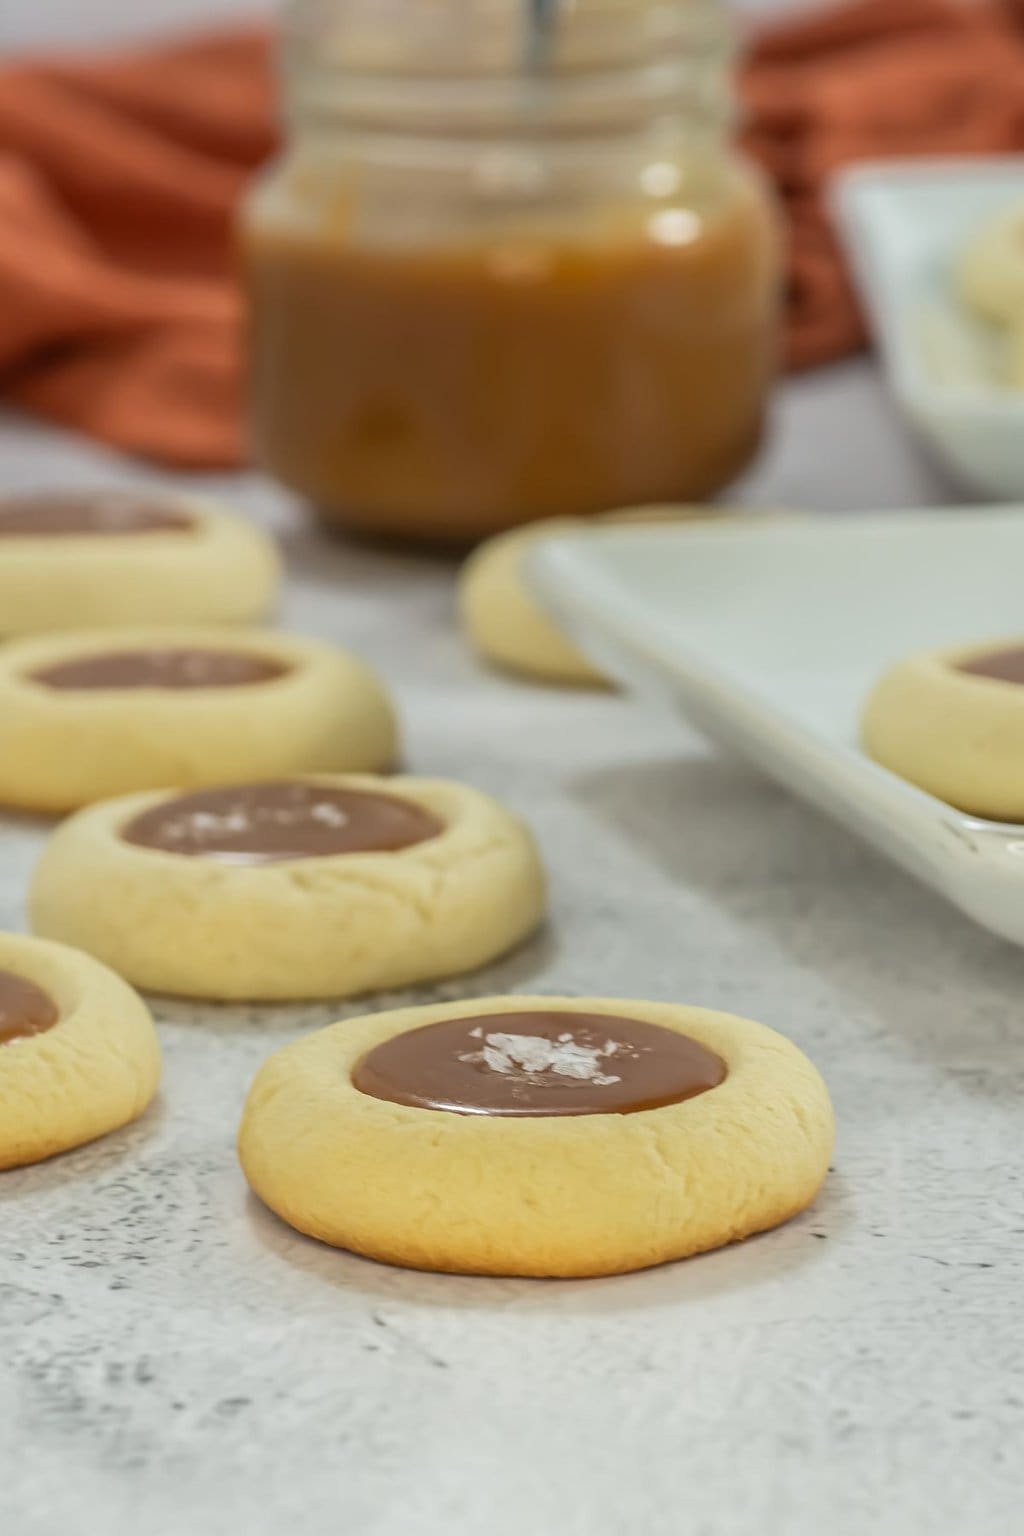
xmin=0 ymin=933 xmax=160 ymax=1170
xmin=459 ymin=518 xmax=602 ymax=684
xmin=30 ymin=775 xmax=546 ymax=1000
xmin=0 ymin=489 xmax=280 ymax=636
xmin=0 ymin=627 xmax=397 ymax=811
xmin=863 ymin=635 xmax=1024 ymax=819
xmin=238 ymin=994 xmax=833 ymax=1276
xmin=458 ymin=506 xmax=727 ymax=686
xmin=1003 ymin=317 xmax=1024 ymax=390
xmin=957 ymin=205 xmax=1024 ymax=327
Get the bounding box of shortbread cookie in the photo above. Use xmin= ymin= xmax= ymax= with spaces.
xmin=957 ymin=204 xmax=1024 ymax=327
xmin=0 ymin=932 xmax=160 ymax=1170
xmin=863 ymin=636 xmax=1024 ymax=819
xmin=1004 ymin=317 xmax=1024 ymax=390
xmin=458 ymin=507 xmax=725 ymax=685
xmin=30 ymin=776 xmax=546 ymax=1000
xmin=0 ymin=488 xmax=280 ymax=635
xmin=0 ymin=627 xmax=397 ymax=811
xmin=459 ymin=518 xmax=602 ymax=684
xmin=238 ymin=994 xmax=833 ymax=1276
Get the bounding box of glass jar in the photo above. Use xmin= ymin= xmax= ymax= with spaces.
xmin=243 ymin=0 xmax=781 ymax=542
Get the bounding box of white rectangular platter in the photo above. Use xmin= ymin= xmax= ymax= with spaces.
xmin=530 ymin=510 xmax=1024 ymax=946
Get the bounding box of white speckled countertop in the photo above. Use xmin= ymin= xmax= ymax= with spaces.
xmin=2 ymin=359 xmax=1023 ymax=1536
xmin=2 ymin=5 xmax=1023 ymax=1531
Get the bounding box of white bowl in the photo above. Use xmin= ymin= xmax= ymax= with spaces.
xmin=831 ymin=157 xmax=1024 ymax=498
xmin=530 ymin=510 xmax=1024 ymax=947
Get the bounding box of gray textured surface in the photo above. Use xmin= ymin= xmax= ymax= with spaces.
xmin=2 ymin=2 xmax=1022 ymax=1529
xmin=1 ymin=367 xmax=1023 ymax=1536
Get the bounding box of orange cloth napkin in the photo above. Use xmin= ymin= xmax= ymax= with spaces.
xmin=2 ymin=1 xmax=1024 ymax=467
xmin=0 ymin=28 xmax=273 ymax=466
xmin=744 ymin=0 xmax=1024 ymax=369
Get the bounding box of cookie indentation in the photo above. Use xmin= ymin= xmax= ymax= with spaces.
xmin=121 ymin=782 xmax=444 ymax=864
xmin=0 ymin=968 xmax=59 ymax=1045
xmin=353 ymin=1009 xmax=726 ymax=1117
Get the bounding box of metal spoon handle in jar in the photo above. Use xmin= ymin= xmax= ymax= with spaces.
xmin=526 ymin=0 xmax=559 ymax=71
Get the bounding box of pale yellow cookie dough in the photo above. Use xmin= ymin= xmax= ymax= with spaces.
xmin=0 ymin=933 xmax=160 ymax=1170
xmin=30 ymin=775 xmax=546 ymax=1000
xmin=957 ymin=204 xmax=1024 ymax=327
xmin=0 ymin=490 xmax=280 ymax=636
xmin=1004 ymin=317 xmax=1024 ymax=390
xmin=238 ymin=994 xmax=834 ymax=1277
xmin=458 ymin=506 xmax=728 ymax=685
xmin=862 ymin=636 xmax=1024 ymax=819
xmin=0 ymin=627 xmax=397 ymax=811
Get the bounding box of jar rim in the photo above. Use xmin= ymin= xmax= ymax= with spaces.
xmin=281 ymin=0 xmax=735 ymax=139
xmin=283 ymin=0 xmax=732 ymax=79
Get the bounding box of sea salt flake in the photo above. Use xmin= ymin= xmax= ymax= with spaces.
xmin=480 ymin=1044 xmax=515 ymax=1074
xmin=310 ymin=802 xmax=349 ymax=828
xmin=458 ymin=1031 xmax=623 ymax=1086
xmin=180 ymin=809 xmax=253 ymax=838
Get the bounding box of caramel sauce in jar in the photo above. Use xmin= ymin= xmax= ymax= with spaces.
xmin=244 ymin=2 xmax=781 ymax=541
